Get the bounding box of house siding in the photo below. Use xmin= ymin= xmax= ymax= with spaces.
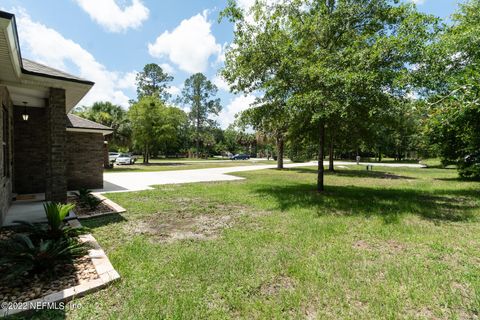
xmin=13 ymin=107 xmax=47 ymax=194
xmin=66 ymin=131 xmax=104 ymax=190
xmin=0 ymin=86 xmax=13 ymax=225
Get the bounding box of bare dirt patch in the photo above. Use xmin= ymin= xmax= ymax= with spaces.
xmin=132 ymin=214 xmax=234 ymax=242
xmin=126 ymin=199 xmax=266 ymax=243
xmin=259 ymin=275 xmax=296 ymax=296
xmin=352 ymin=239 xmax=407 ymax=254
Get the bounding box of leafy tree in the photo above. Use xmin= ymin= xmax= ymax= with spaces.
xmin=421 ymin=0 xmax=480 ymax=178
xmin=178 ymin=73 xmax=222 ymax=158
xmin=74 ymin=101 xmax=131 ymax=150
xmin=136 ymin=63 xmax=174 ymax=101
xmin=224 ymin=0 xmax=437 ymax=191
xmin=221 ymin=1 xmax=294 ymax=169
xmin=129 ymin=97 xmax=187 ymax=163
xmin=239 ymin=101 xmax=289 ymax=169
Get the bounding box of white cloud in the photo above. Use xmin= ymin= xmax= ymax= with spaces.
xmin=116 ymin=71 xmax=137 ymax=91
xmin=411 ymin=0 xmax=426 ymax=4
xmin=148 ymin=11 xmax=222 ymax=74
xmin=166 ymin=85 xmax=181 ymax=96
xmin=213 ymin=75 xmax=230 ymax=92
xmin=160 ymin=63 xmax=175 ymax=75
xmin=74 ymin=0 xmax=149 ymax=32
xmin=218 ymin=94 xmax=256 ymax=128
xmin=15 ymin=9 xmax=134 ymax=108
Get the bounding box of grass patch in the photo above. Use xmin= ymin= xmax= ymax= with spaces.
xmin=27 ymin=166 xmax=480 ymax=319
xmin=105 ymin=160 xmax=278 ymax=173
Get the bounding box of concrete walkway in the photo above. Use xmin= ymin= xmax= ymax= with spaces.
xmin=97 ymin=161 xmax=424 ymax=194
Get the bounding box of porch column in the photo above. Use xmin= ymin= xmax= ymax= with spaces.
xmin=45 ymin=88 xmax=67 ymax=203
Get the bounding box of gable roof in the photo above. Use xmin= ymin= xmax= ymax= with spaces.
xmin=66 ymin=114 xmax=113 ymax=135
xmin=22 ymin=59 xmax=93 ymax=85
xmin=0 ymin=10 xmax=94 ymax=111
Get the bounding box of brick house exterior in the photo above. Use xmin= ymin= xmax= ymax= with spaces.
xmin=0 ymin=11 xmax=112 ymax=225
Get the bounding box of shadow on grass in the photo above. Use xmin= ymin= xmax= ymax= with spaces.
xmin=253 ymin=183 xmax=478 ymax=222
xmin=80 ymin=213 xmax=127 ymax=229
xmin=289 ymin=167 xmax=417 ymax=180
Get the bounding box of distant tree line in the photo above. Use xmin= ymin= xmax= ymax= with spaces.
xmin=74 ymin=64 xmax=262 ymax=163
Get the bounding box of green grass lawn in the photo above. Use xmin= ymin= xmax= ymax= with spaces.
xmin=33 ymin=166 xmax=480 ymax=319
xmin=105 ymin=160 xmax=278 ymax=173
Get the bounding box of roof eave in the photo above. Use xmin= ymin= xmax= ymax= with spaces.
xmin=66 ymin=127 xmax=113 ymax=136
xmin=21 ymin=68 xmax=95 ymax=86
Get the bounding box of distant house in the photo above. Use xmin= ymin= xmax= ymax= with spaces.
xmin=0 ymin=11 xmax=112 ymax=225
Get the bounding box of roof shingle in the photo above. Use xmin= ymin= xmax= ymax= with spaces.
xmin=66 ymin=114 xmax=113 ymax=131
xmin=22 ymin=59 xmax=94 ymax=85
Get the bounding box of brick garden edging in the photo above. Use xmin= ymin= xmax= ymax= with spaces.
xmin=0 ymin=219 xmax=120 ymax=318
xmin=75 ymin=193 xmax=126 ymax=220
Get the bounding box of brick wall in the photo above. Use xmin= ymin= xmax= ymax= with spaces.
xmin=66 ymin=131 xmax=104 ymax=190
xmin=45 ymin=88 xmax=67 ymax=203
xmin=13 ymin=107 xmax=47 ymax=194
xmin=0 ymin=86 xmax=13 ymax=225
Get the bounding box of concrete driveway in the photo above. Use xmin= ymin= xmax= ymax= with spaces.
xmin=96 ymin=161 xmax=424 ymax=194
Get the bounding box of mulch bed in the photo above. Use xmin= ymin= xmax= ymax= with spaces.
xmin=0 ymin=229 xmax=99 ymax=304
xmin=68 ymin=196 xmax=115 ymax=218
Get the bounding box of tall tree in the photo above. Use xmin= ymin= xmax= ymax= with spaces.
xmin=136 ymin=63 xmax=173 ymax=101
xmin=178 ymin=73 xmax=222 ymax=158
xmin=74 ymin=101 xmax=131 ymax=150
xmin=129 ymin=97 xmax=187 ymax=163
xmin=422 ymin=0 xmax=480 ymax=178
xmin=224 ymin=0 xmax=437 ymax=191
xmin=239 ymin=100 xmax=289 ymax=169
xmin=221 ymin=1 xmax=294 ymax=169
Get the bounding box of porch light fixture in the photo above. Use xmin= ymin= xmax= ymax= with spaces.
xmin=22 ymin=101 xmax=29 ymax=121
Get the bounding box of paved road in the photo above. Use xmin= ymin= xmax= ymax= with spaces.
xmin=97 ymin=161 xmax=424 ymax=194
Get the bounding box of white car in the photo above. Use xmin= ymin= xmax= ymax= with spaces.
xmin=115 ymin=153 xmax=136 ymax=165
xmin=109 ymin=152 xmax=120 ymax=163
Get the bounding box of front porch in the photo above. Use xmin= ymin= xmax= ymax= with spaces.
xmin=2 ymin=193 xmax=77 ymax=226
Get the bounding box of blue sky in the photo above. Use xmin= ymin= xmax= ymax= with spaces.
xmin=0 ymin=0 xmax=463 ymax=127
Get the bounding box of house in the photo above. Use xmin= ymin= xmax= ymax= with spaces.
xmin=0 ymin=11 xmax=112 ymax=225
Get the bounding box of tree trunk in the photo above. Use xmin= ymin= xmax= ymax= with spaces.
xmin=317 ymin=121 xmax=325 ymax=192
xmin=328 ymin=133 xmax=334 ymax=172
xmin=144 ymin=144 xmax=149 ymax=164
xmin=276 ymin=135 xmax=284 ymax=169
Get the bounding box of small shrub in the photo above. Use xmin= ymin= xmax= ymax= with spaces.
xmin=0 ymin=233 xmax=88 ymax=284
xmin=74 ymin=188 xmax=104 ymax=211
xmin=74 ymin=188 xmax=93 ymax=203
xmin=43 ymin=202 xmax=75 ymax=239
xmin=458 ymin=163 xmax=480 ymax=179
xmin=84 ymin=195 xmax=105 ymax=211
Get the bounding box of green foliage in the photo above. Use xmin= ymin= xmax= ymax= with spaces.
xmin=84 ymin=195 xmax=105 ymax=211
xmin=74 ymin=101 xmax=131 ymax=150
xmin=287 ymin=140 xmax=316 ymax=163
xmin=74 ymin=188 xmax=93 ymax=203
xmin=43 ymin=202 xmax=75 ymax=238
xmin=129 ymin=96 xmax=188 ymax=162
xmin=0 ymin=234 xmax=87 ymax=284
xmin=74 ymin=188 xmax=105 ymax=210
xmin=178 ymin=73 xmax=222 ymax=157
xmin=136 ymin=63 xmax=174 ymax=101
xmin=222 ymin=0 xmax=438 ymax=189
xmin=422 ymin=0 xmax=480 ymax=176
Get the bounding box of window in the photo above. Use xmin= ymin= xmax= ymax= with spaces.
xmin=2 ymin=105 xmax=9 ymax=178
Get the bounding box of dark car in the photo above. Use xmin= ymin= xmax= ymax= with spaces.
xmin=464 ymin=152 xmax=480 ymax=164
xmin=230 ymin=154 xmax=250 ymax=160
